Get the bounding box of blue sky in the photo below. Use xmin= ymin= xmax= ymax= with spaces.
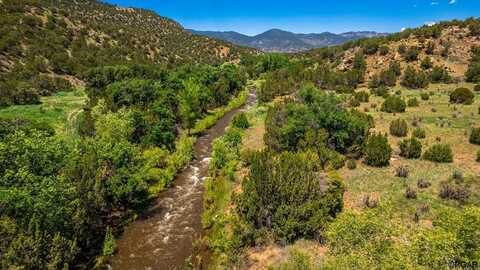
xmin=103 ymin=0 xmax=480 ymax=35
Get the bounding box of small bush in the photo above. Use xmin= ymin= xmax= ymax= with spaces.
xmin=404 ymin=46 xmax=420 ymax=62
xmin=372 ymin=86 xmax=389 ymax=97
xmin=474 ymin=85 xmax=480 ymax=92
xmin=420 ymin=92 xmax=430 ymax=101
xmin=452 ymin=170 xmax=464 ymax=181
xmin=390 ymin=119 xmax=408 ymax=137
xmin=381 ymin=96 xmax=406 ymax=113
xmin=379 ymin=45 xmax=389 ymax=56
xmin=354 ymin=91 xmax=370 ymax=103
xmin=477 ymin=150 xmax=480 ymax=162
xmin=417 ymin=179 xmax=432 ymax=189
xmin=423 ymin=144 xmax=453 ymax=163
xmin=231 ymin=113 xmax=250 ymax=129
xmin=405 ymin=187 xmax=418 ymax=199
xmin=399 ymin=137 xmax=422 ymax=159
xmin=362 ymin=194 xmax=379 ymax=208
xmin=430 ymin=66 xmax=451 ymax=83
xmin=408 ymin=97 xmax=419 ymax=107
xmin=450 ymin=88 xmax=474 ymax=105
xmin=395 ymin=165 xmax=409 ymax=178
xmin=439 ymin=181 xmax=470 ymax=202
xmin=102 ymin=227 xmax=116 ymax=256
xmin=469 ymin=127 xmax=480 ymax=145
xmin=412 ymin=128 xmax=426 ymax=139
xmin=364 ymin=133 xmax=392 ymax=167
xmin=346 ymin=159 xmax=357 ymax=170
xmin=421 ymin=57 xmax=433 ymax=70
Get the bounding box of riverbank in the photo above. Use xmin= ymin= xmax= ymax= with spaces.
xmin=108 ymin=87 xmax=257 ymax=269
xmin=199 ymin=102 xmax=267 ymax=269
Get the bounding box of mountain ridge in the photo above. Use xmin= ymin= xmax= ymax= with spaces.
xmin=188 ymin=28 xmax=388 ymax=52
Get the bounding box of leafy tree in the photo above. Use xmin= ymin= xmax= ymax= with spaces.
xmin=364 ymin=133 xmax=392 ymax=167
xmin=179 ymin=80 xmax=203 ymax=131
xmin=450 ymin=88 xmax=474 ymax=105
xmin=401 ymin=66 xmax=429 ymax=89
xmin=237 ymin=150 xmax=344 ymax=242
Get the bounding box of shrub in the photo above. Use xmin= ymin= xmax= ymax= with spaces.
xmin=469 ymin=127 xmax=480 ymax=145
xmin=475 ymin=85 xmax=480 ymax=92
xmin=399 ymin=138 xmax=422 ymax=159
xmin=405 ymin=186 xmax=418 ymax=199
xmin=408 ymin=97 xmax=419 ymax=107
xmin=354 ymin=91 xmax=370 ymax=103
xmin=379 ymin=46 xmax=389 ymax=56
xmin=423 ymin=144 xmax=453 ymax=163
xmin=381 ymin=96 xmax=406 ymax=113
xmin=449 ymin=88 xmax=474 ymax=105
xmin=372 ymin=86 xmax=389 ymax=97
xmin=390 ymin=119 xmax=408 ymax=137
xmin=420 ymin=92 xmax=430 ymax=101
xmin=452 ymin=170 xmax=464 ymax=181
xmin=417 ymin=179 xmax=432 ymax=189
xmin=102 ymin=227 xmax=116 ymax=256
xmin=439 ymin=181 xmax=470 ymax=202
xmin=404 ymin=46 xmax=420 ymax=62
xmin=429 ymin=66 xmax=451 ymax=83
xmin=401 ymin=66 xmax=429 ymax=89
xmin=426 ymin=41 xmax=435 ymax=55
xmin=396 ymin=165 xmax=409 ymax=178
xmin=364 ymin=133 xmax=392 ymax=167
xmin=412 ymin=128 xmax=426 ymax=139
xmin=346 ymin=159 xmax=357 ymax=170
xmin=421 ymin=57 xmax=433 ymax=70
xmin=231 ymin=112 xmax=250 ymax=129
xmin=237 ymin=151 xmax=345 ymax=242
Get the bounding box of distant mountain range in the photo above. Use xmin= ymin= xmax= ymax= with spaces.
xmin=188 ymin=29 xmax=389 ymax=52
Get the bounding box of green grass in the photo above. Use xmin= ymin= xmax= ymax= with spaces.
xmin=223 ymin=83 xmax=480 ymax=268
xmin=191 ymin=89 xmax=248 ymax=135
xmin=0 ymin=90 xmax=87 ymax=134
xmin=343 ymin=82 xmax=480 ymax=223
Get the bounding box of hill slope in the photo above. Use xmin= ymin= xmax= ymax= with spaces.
xmin=0 ymin=0 xmax=255 ymax=106
xmin=300 ymin=20 xmax=480 ymax=82
xmin=189 ymin=28 xmax=387 ymax=52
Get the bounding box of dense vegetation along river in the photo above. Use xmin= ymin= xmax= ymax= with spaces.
xmin=110 ymin=91 xmax=257 ymax=270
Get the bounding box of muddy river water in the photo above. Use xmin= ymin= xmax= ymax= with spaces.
xmin=110 ymin=91 xmax=257 ymax=270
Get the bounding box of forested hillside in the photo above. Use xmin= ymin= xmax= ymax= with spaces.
xmin=0 ymin=0 xmax=255 ymax=107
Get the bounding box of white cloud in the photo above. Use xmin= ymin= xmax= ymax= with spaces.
xmin=401 ymin=27 xmax=407 ymax=32
xmin=449 ymin=0 xmax=457 ymax=4
xmin=425 ymin=21 xmax=437 ymax=26
xmin=431 ymin=1 xmax=439 ymax=5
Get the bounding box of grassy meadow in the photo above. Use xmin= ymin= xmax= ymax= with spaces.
xmin=0 ymin=89 xmax=87 ymax=135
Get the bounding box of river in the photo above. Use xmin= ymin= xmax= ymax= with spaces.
xmin=110 ymin=91 xmax=257 ymax=270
